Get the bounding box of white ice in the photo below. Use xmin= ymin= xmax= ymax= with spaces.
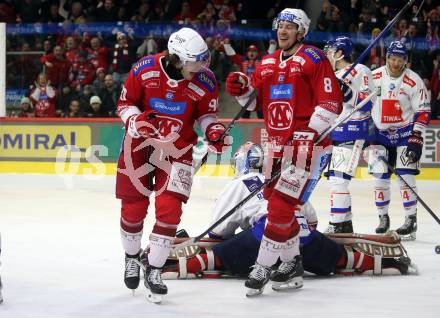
xmin=0 ymin=174 xmax=439 ymax=318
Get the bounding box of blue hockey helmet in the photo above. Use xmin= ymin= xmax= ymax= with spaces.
xmin=231 ymin=142 xmax=264 ymax=177
xmin=386 ymin=41 xmax=408 ymax=59
xmin=324 ymin=36 xmax=353 ymax=58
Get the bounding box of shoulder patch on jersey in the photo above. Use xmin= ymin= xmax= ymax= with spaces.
xmin=262 ymin=58 xmax=276 ymax=65
xmin=196 ymin=71 xmax=216 ymax=93
xmin=188 ymin=82 xmax=206 ymax=97
xmin=242 ymin=176 xmax=263 ymax=193
xmin=292 ymin=56 xmax=306 ymax=65
xmin=302 ymin=47 xmax=324 ymax=64
xmin=403 ymin=75 xmax=416 ymax=87
xmin=132 ymin=56 xmax=155 ymax=76
xmin=373 ymin=72 xmax=382 ymax=79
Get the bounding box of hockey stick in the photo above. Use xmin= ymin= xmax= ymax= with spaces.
xmin=173 ymin=92 xmax=376 ymax=249
xmin=340 ymin=0 xmax=416 ymax=80
xmin=378 ymin=156 xmax=440 ymax=225
xmin=194 ymin=90 xmax=258 ymax=173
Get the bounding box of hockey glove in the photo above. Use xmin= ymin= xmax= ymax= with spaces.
xmin=226 ymin=72 xmax=250 ymax=97
xmin=126 ymin=110 xmax=160 ymax=139
xmin=338 ymin=79 xmax=353 ymax=104
xmin=405 ymin=132 xmax=423 ymax=163
xmin=206 ymin=122 xmax=232 ymax=154
xmin=290 ymin=128 xmax=319 ymax=171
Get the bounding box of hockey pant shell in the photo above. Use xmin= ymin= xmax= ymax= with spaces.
xmin=213 ymin=229 xmax=343 ymax=276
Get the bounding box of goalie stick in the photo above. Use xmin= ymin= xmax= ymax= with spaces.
xmin=173 ymin=91 xmax=376 ymax=250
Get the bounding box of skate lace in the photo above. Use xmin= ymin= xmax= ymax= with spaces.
xmin=148 ymin=268 xmax=164 ymax=286
xmin=249 ymin=264 xmax=269 ymax=280
xmin=125 ymin=258 xmax=139 ymax=278
xmin=277 ymin=260 xmax=296 ymax=274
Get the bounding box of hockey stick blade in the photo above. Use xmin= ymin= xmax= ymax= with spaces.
xmin=378 ymin=156 xmax=440 ymax=225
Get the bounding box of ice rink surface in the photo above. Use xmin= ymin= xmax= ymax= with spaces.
xmin=0 ymin=174 xmax=439 ymax=318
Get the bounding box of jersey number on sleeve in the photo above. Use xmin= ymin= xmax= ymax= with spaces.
xmin=324 ymin=77 xmax=332 ymax=93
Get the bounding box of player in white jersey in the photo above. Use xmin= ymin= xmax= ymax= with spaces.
xmin=323 ymin=36 xmax=375 ymax=234
xmin=369 ymin=41 xmax=431 ymax=240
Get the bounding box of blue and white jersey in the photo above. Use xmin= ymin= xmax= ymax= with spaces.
xmin=208 ymin=172 xmax=318 ymax=245
xmin=371 ymin=66 xmax=430 ymax=147
xmin=331 ymin=63 xmax=374 ymax=141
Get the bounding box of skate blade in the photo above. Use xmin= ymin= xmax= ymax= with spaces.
xmin=146 ymin=290 xmax=163 ymax=304
xmin=272 ymin=277 xmax=303 ymax=291
xmin=399 ymin=233 xmax=416 ymax=241
xmin=245 ymin=287 xmax=264 ymax=297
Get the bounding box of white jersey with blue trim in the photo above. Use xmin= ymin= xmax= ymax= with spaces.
xmin=371 ymin=66 xmax=430 ymax=137
xmin=209 ymin=172 xmax=317 ymax=242
xmin=332 ymin=63 xmax=374 ymax=141
xmin=209 ymin=172 xmax=267 ymax=239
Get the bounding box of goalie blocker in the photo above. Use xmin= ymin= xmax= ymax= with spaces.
xmin=161 ymin=230 xmax=417 ymax=279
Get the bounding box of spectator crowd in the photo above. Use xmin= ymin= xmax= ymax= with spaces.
xmin=0 ymin=0 xmax=439 ymax=118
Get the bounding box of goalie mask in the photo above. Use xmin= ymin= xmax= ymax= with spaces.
xmin=231 ymin=142 xmax=264 ymax=177
xmin=168 ymin=27 xmax=211 ymax=73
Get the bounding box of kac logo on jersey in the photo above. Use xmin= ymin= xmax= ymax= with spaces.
xmin=270 ymin=84 xmax=293 ymax=99
xmin=267 ymin=101 xmax=293 ymax=130
xmin=278 ymin=74 xmax=285 ymax=82
xmin=150 ymin=98 xmax=186 ymax=115
xmin=157 ymin=116 xmax=183 ymax=136
xmin=165 ymin=91 xmax=174 ymax=100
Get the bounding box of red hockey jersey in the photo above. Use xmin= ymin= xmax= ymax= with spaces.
xmin=117 ymin=53 xmax=219 ymax=149
xmin=251 ymin=45 xmax=342 ymax=155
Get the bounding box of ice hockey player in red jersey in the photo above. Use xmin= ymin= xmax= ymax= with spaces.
xmin=115 ymin=27 xmax=229 ymax=302
xmin=226 ymin=8 xmax=342 ymax=296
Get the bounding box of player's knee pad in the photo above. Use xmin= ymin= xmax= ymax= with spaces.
xmin=121 ymin=198 xmax=149 ymax=224
xmin=155 ymin=193 xmax=183 ymax=226
xmin=330 ymin=141 xmax=364 ymax=177
xmin=267 ymin=191 xmax=298 ymax=224
xmin=396 ymin=145 xmax=419 ymax=172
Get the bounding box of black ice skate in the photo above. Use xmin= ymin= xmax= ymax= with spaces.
xmin=375 ymin=214 xmax=390 ymax=234
xmin=144 ymin=264 xmax=167 ymax=303
xmin=270 ymin=255 xmax=304 ymax=291
xmin=396 ymin=215 xmax=417 ymax=241
xmin=124 ymin=252 xmax=141 ymax=291
xmin=324 ymin=220 xmax=354 ymax=234
xmin=245 ymin=263 xmax=271 ymax=297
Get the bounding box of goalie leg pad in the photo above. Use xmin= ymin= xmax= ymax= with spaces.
xmin=327 ymin=232 xmax=412 ymax=275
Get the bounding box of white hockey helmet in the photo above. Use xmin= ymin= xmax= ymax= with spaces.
xmin=272 ymin=8 xmax=310 ymax=36
xmin=168 ymin=27 xmax=210 ymax=71
xmin=231 ymin=142 xmax=264 ymax=177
